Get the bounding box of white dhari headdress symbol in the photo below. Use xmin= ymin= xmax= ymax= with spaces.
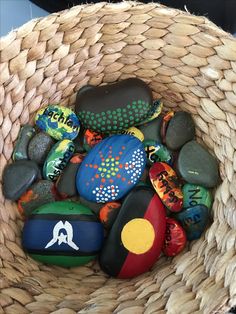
xmin=45 ymin=221 xmax=79 ymax=251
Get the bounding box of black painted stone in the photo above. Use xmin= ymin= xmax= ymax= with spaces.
xmin=165 ymin=111 xmax=195 ymax=150
xmin=28 ymin=132 xmax=55 ymax=165
xmin=177 ymin=140 xmax=220 ymax=188
xmin=75 ymin=78 xmax=153 ymax=133
xmin=13 ymin=124 xmax=35 ymax=161
xmin=139 ymin=115 xmax=163 ymax=142
xmin=73 ymin=128 xmax=86 ymax=154
xmin=3 ymin=160 xmax=41 ymax=200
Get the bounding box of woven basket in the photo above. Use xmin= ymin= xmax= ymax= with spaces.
xmin=0 ymin=2 xmax=236 ymax=313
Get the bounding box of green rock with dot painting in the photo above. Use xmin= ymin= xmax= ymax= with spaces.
xmin=75 ymin=78 xmax=153 ymax=133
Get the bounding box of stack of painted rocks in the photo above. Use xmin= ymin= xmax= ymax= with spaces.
xmin=2 ymin=78 xmax=220 ymax=278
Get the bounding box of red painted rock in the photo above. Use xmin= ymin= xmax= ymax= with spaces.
xmin=162 ymin=218 xmax=186 ymax=256
xmin=149 ymin=162 xmax=183 ymax=212
xmin=83 ymin=129 xmax=104 ymax=152
xmin=99 ymin=202 xmax=121 ymax=229
xmin=99 ymin=186 xmax=166 ymax=278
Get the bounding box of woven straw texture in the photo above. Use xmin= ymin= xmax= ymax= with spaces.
xmin=0 ymin=2 xmax=236 ymax=313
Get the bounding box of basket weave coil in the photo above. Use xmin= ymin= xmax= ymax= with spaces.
xmin=0 ymin=2 xmax=236 ymax=313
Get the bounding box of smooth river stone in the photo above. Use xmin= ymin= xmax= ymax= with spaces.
xmin=43 ymin=139 xmax=75 ymax=181
xmin=22 ymin=201 xmax=104 ymax=267
xmin=35 ymin=105 xmax=80 ymax=140
xmin=13 ymin=124 xmax=35 ymax=161
xmin=174 ymin=205 xmax=209 ymax=241
xmin=2 ymin=160 xmax=40 ymax=200
xmin=75 ymin=78 xmax=153 ymax=133
xmin=28 ymin=132 xmax=55 ymax=165
xmin=182 ymin=183 xmax=212 ymax=209
xmin=139 ymin=115 xmax=163 ymax=142
xmin=162 ymin=217 xmax=186 ymax=257
xmin=76 ymin=135 xmax=146 ymax=203
xmin=165 ymin=111 xmax=195 ymax=150
xmin=177 ymin=140 xmax=220 ymax=188
xmin=99 ymin=186 xmax=166 ymax=278
xmin=144 ymin=140 xmax=172 ymax=166
xmin=18 ymin=180 xmax=58 ymax=216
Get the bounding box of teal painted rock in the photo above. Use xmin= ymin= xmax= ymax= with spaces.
xmin=143 ymin=140 xmax=172 ymax=166
xmin=177 ymin=140 xmax=220 ymax=188
xmin=28 ymin=132 xmax=55 ymax=165
xmin=35 ymin=105 xmax=80 ymax=140
xmin=22 ymin=201 xmax=104 ymax=267
xmin=75 ymin=78 xmax=153 ymax=133
xmin=13 ymin=125 xmax=35 ymax=161
xmin=139 ymin=115 xmax=163 ymax=142
xmin=43 ymin=139 xmax=75 ymax=181
xmin=174 ymin=205 xmax=209 ymax=241
xmin=183 ymin=184 xmax=212 ymax=209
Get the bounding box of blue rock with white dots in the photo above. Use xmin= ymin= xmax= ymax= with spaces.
xmin=76 ymin=135 xmax=146 ymax=203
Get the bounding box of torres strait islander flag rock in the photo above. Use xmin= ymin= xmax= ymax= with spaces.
xmin=99 ymin=186 xmax=166 ymax=278
xmin=149 ymin=162 xmax=183 ymax=212
xmin=76 ymin=135 xmax=146 ymax=203
xmin=22 ymin=201 xmax=104 ymax=267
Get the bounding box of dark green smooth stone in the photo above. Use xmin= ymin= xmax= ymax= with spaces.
xmin=28 ymin=132 xmax=55 ymax=165
xmin=165 ymin=111 xmax=195 ymax=150
xmin=13 ymin=125 xmax=35 ymax=161
xmin=79 ymin=197 xmax=102 ymax=216
xmin=3 ymin=160 xmax=40 ymax=200
xmin=182 ymin=183 xmax=212 ymax=209
xmin=177 ymin=140 xmax=220 ymax=188
xmin=139 ymin=116 xmax=162 ymax=142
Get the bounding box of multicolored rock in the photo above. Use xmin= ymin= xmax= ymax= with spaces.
xmin=174 ymin=205 xmax=209 ymax=241
xmin=22 ymin=201 xmax=104 ymax=267
xmin=143 ymin=140 xmax=172 ymax=166
xmin=99 ymin=202 xmax=121 ymax=229
xmin=13 ymin=124 xmax=35 ymax=161
xmin=76 ymin=135 xmax=146 ymax=203
xmin=83 ymin=129 xmax=104 ymax=152
xmin=119 ymin=127 xmax=144 ymax=142
xmin=28 ymin=132 xmax=55 ymax=165
xmin=35 ymin=105 xmax=80 ymax=140
xmin=162 ymin=218 xmax=186 ymax=257
xmin=137 ymin=100 xmax=163 ymax=125
xmin=99 ymin=186 xmax=166 ymax=278
xmin=75 ymin=78 xmax=153 ymax=133
xmin=149 ymin=162 xmax=183 ymax=212
xmin=43 ymin=139 xmax=75 ymax=181
xmin=18 ymin=180 xmax=58 ymax=216
xmin=182 ymin=183 xmax=212 ymax=209
xmin=2 ymin=160 xmax=40 ymax=200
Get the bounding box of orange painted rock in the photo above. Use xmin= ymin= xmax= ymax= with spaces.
xmin=99 ymin=202 xmax=121 ymax=229
xmin=83 ymin=129 xmax=104 ymax=152
xmin=161 ymin=111 xmax=174 ymax=143
xmin=149 ymin=162 xmax=183 ymax=212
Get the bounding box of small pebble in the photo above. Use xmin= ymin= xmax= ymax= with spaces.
xmin=13 ymin=124 xmax=35 ymax=161
xmin=28 ymin=132 xmax=55 ymax=165
xmin=139 ymin=115 xmax=162 ymax=142
xmin=144 ymin=140 xmax=172 ymax=166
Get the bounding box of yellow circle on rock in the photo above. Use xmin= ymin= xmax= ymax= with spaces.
xmin=121 ymin=218 xmax=155 ymax=254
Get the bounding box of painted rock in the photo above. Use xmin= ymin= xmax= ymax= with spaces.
xmin=43 ymin=139 xmax=75 ymax=181
xmin=76 ymin=135 xmax=146 ymax=203
xmin=144 ymin=140 xmax=172 ymax=166
xmin=22 ymin=201 xmax=104 ymax=267
xmin=137 ymin=99 xmax=163 ymax=125
xmin=2 ymin=160 xmax=40 ymax=200
xmin=165 ymin=111 xmax=195 ymax=150
xmin=13 ymin=124 xmax=35 ymax=161
xmin=162 ymin=218 xmax=186 ymax=256
xmin=75 ymin=78 xmax=153 ymax=133
xmin=35 ymin=105 xmax=80 ymax=140
xmin=99 ymin=186 xmax=166 ymax=278
xmin=28 ymin=132 xmax=55 ymax=165
xmin=183 ymin=183 xmax=212 ymax=209
xmin=161 ymin=111 xmax=174 ymax=143
xmin=177 ymin=140 xmax=220 ymax=188
xmin=119 ymin=127 xmax=144 ymax=142
xmin=99 ymin=202 xmax=121 ymax=229
xmin=149 ymin=162 xmax=183 ymax=212
xmin=139 ymin=115 xmax=163 ymax=142
xmin=56 ymin=153 xmax=85 ymax=198
xmin=174 ymin=205 xmax=209 ymax=241
xmin=18 ymin=180 xmax=58 ymax=216
xmin=83 ymin=129 xmax=104 ymax=152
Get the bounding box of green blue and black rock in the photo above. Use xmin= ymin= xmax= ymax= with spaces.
xmin=2 ymin=160 xmax=40 ymax=200
xmin=75 ymin=78 xmax=153 ymax=133
xmin=177 ymin=140 xmax=220 ymax=188
xmin=143 ymin=140 xmax=172 ymax=166
xmin=28 ymin=132 xmax=55 ymax=165
xmin=139 ymin=115 xmax=163 ymax=142
xmin=43 ymin=139 xmax=75 ymax=181
xmin=182 ymin=183 xmax=212 ymax=209
xmin=136 ymin=100 xmax=163 ymax=125
xmin=13 ymin=125 xmax=35 ymax=161
xmin=165 ymin=111 xmax=195 ymax=150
